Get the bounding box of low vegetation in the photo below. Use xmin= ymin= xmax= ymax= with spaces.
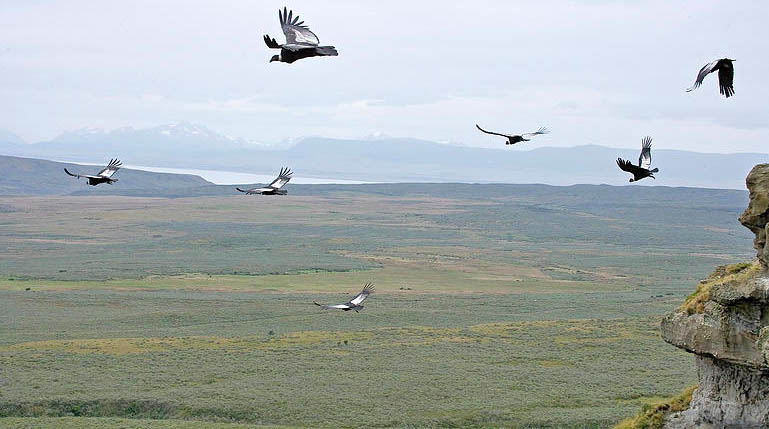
xmin=615 ymin=385 xmax=697 ymax=429
xmin=0 ymin=189 xmax=754 ymax=427
xmin=680 ymin=260 xmax=761 ymax=314
xmin=0 ymin=417 xmax=291 ymax=428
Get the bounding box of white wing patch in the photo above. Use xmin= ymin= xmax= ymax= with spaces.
xmin=687 ymin=60 xmax=719 ymax=92
xmin=639 ymin=136 xmax=652 ymax=170
xmin=349 ymin=293 xmax=367 ymax=306
xmin=326 ymin=304 xmax=350 ymax=309
xmin=279 ymin=8 xmax=320 ymax=46
xmin=639 ymin=153 xmax=651 ymax=170
xmin=349 ymin=284 xmax=373 ymax=305
xmin=289 ymin=28 xmax=319 ymax=45
xmin=98 ymin=168 xmax=118 ymax=178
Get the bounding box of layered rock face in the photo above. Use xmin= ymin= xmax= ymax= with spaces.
xmin=740 ymin=164 xmax=769 ymax=269
xmin=661 ymin=164 xmax=769 ymax=428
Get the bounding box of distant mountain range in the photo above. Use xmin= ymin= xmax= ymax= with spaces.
xmin=0 ymin=155 xmax=211 ymax=195
xmin=2 ymin=123 xmax=766 ymax=189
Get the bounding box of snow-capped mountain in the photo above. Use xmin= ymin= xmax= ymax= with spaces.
xmin=1 ymin=123 xmax=767 ymax=189
xmin=1 ymin=122 xmax=278 ymax=167
xmin=52 ymin=122 xmax=248 ymax=149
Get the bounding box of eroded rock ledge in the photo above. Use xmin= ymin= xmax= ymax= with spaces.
xmin=659 ymin=164 xmax=769 ymax=428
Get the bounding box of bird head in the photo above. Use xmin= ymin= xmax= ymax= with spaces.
xmin=628 ymin=178 xmax=635 ymax=183
xmin=270 ymin=55 xmax=280 ymax=63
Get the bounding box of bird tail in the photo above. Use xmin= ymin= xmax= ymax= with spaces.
xmin=649 ymin=168 xmax=659 ymax=173
xmin=315 ymin=46 xmax=338 ymax=56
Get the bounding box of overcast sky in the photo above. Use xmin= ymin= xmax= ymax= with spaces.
xmin=1 ymin=0 xmax=768 ymax=153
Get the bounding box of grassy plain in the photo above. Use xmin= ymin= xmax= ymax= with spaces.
xmin=0 ymin=185 xmax=753 ymax=427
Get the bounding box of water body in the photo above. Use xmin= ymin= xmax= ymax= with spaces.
xmin=125 ymin=165 xmax=376 ymax=185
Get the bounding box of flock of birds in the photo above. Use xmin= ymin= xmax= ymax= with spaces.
xmin=61 ymin=7 xmax=739 ymax=311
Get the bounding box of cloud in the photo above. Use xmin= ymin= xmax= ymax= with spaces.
xmin=0 ymin=0 xmax=767 ymax=153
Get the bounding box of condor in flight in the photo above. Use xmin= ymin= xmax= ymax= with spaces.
xmin=64 ymin=158 xmax=122 ymax=186
xmin=263 ymin=7 xmax=338 ymax=64
xmin=686 ymin=58 xmax=735 ymax=98
xmin=314 ymin=283 xmax=374 ymax=313
xmin=236 ymin=167 xmax=293 ymax=195
xmin=476 ymin=124 xmax=549 ymax=145
xmin=617 ymin=137 xmax=659 ymax=183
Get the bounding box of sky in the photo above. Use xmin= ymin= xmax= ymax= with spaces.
xmin=1 ymin=0 xmax=768 ymax=153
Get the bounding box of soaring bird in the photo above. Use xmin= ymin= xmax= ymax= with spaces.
xmin=236 ymin=167 xmax=293 ymax=195
xmin=314 ymin=283 xmax=374 ymax=313
xmin=263 ymin=7 xmax=338 ymax=64
xmin=617 ymin=137 xmax=659 ymax=182
xmin=64 ymin=159 xmax=122 ymax=186
xmin=476 ymin=124 xmax=549 ymax=145
xmin=686 ymin=58 xmax=735 ymax=98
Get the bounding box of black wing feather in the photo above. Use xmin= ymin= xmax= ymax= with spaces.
xmin=717 ymin=63 xmax=734 ymax=98
xmin=476 ymin=124 xmax=510 ymax=138
xmin=64 ymin=168 xmax=81 ymax=178
xmin=264 ymin=34 xmax=280 ymax=49
xmin=617 ymin=158 xmax=642 ymax=175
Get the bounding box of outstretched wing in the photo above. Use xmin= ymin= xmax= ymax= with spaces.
xmin=63 ymin=168 xmax=99 ymax=180
xmin=64 ymin=168 xmax=82 ymax=179
xmin=280 ymin=7 xmax=319 ymax=46
xmin=686 ymin=60 xmax=719 ymax=92
xmin=522 ymin=127 xmax=550 ymax=137
xmin=268 ymin=167 xmax=293 ymax=189
xmin=717 ymin=62 xmax=734 ymax=98
xmin=476 ymin=124 xmax=511 ymax=138
xmin=348 ymin=283 xmax=374 ymax=306
xmin=617 ymin=158 xmax=642 ymax=175
xmin=236 ymin=187 xmax=259 ymax=194
xmin=638 ymin=136 xmax=652 ymax=170
xmin=314 ymin=302 xmax=351 ymax=310
xmin=236 ymin=186 xmax=275 ymax=195
xmin=97 ymin=159 xmax=121 ymax=178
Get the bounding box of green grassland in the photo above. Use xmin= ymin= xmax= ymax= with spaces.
xmin=0 ymin=185 xmax=754 ymax=427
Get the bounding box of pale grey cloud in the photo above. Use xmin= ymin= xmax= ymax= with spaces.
xmin=0 ymin=0 xmax=767 ymax=153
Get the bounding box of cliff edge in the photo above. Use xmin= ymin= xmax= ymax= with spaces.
xmin=659 ymin=164 xmax=769 ymax=428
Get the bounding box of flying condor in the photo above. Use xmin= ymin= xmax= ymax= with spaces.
xmin=475 ymin=124 xmax=549 ymax=145
xmin=616 ymin=137 xmax=659 ymax=183
xmin=314 ymin=283 xmax=374 ymax=313
xmin=235 ymin=167 xmax=293 ymax=195
xmin=263 ymin=7 xmax=338 ymax=64
xmin=686 ymin=58 xmax=735 ymax=98
xmin=64 ymin=158 xmax=122 ymax=186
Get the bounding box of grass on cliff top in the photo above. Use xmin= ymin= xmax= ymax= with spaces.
xmin=614 ymin=384 xmax=697 ymax=429
xmin=680 ymin=260 xmax=762 ymax=314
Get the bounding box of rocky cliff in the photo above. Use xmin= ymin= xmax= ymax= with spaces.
xmin=659 ymin=164 xmax=769 ymax=428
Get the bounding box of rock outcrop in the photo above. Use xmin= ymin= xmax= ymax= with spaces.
xmin=740 ymin=164 xmax=769 ymax=269
xmin=660 ymin=164 xmax=769 ymax=428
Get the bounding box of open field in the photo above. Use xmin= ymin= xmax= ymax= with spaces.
xmin=0 ymin=185 xmax=754 ymax=427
